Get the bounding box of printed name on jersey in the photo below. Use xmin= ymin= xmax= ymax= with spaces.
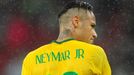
xmin=36 ymin=49 xmax=84 ymax=64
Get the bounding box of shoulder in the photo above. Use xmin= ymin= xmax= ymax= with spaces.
xmin=70 ymin=40 xmax=106 ymax=54
xmin=72 ymin=40 xmax=104 ymax=50
xmin=23 ymin=43 xmax=51 ymax=61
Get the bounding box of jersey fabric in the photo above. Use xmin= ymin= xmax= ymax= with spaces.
xmin=21 ymin=38 xmax=111 ymax=75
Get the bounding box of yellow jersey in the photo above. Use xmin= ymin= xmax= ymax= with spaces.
xmin=21 ymin=38 xmax=111 ymax=75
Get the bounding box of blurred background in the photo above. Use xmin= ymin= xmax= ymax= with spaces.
xmin=0 ymin=0 xmax=134 ymax=75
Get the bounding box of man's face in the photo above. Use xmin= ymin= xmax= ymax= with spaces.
xmin=73 ymin=11 xmax=97 ymax=44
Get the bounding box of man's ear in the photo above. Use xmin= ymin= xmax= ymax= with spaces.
xmin=72 ymin=16 xmax=80 ymax=28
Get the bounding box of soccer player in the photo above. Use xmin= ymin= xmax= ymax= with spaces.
xmin=21 ymin=1 xmax=111 ymax=75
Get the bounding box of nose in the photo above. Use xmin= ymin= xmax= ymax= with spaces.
xmin=93 ymin=30 xmax=97 ymax=38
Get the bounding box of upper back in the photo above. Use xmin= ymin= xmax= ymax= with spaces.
xmin=24 ymin=38 xmax=105 ymax=75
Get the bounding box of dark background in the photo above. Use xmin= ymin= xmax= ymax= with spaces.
xmin=0 ymin=0 xmax=134 ymax=75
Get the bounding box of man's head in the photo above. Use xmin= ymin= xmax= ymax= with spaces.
xmin=58 ymin=1 xmax=97 ymax=44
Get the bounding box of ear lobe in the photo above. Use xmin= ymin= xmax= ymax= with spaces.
xmin=72 ymin=16 xmax=80 ymax=28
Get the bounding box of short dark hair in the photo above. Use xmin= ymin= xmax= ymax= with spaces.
xmin=58 ymin=1 xmax=93 ymax=18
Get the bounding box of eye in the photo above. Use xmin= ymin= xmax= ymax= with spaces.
xmin=91 ymin=24 xmax=95 ymax=28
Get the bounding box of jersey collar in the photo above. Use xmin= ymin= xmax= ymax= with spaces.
xmin=52 ymin=38 xmax=74 ymax=44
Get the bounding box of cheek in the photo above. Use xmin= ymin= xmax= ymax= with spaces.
xmin=79 ymin=23 xmax=92 ymax=37
xmin=83 ymin=28 xmax=93 ymax=38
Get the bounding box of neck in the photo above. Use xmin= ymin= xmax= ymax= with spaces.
xmin=56 ymin=32 xmax=73 ymax=42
